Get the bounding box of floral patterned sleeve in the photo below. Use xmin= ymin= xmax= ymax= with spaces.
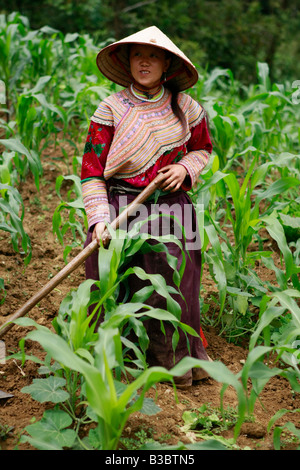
xmin=178 ymin=118 xmax=212 ymax=191
xmin=81 ymin=121 xmax=114 ymax=229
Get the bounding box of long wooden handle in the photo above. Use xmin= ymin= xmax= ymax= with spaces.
xmin=0 ymin=173 xmax=165 ymax=338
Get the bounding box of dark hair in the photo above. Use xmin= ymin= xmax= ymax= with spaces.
xmin=164 ymin=81 xmax=186 ymax=132
xmin=163 ymin=52 xmax=186 ymax=132
xmin=165 ymin=54 xmax=211 ymax=139
xmin=165 ymin=80 xmax=213 ymax=145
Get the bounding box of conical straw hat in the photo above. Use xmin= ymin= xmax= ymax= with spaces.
xmin=96 ymin=26 xmax=198 ymax=91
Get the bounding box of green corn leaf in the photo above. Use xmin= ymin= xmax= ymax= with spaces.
xmin=249 ymin=304 xmax=286 ymax=350
xmin=272 ymin=290 xmax=300 ymax=330
xmin=262 ymin=212 xmax=295 ymax=281
xmin=0 ymin=138 xmax=42 ymax=189
xmin=257 ymin=177 xmax=300 ymax=205
xmin=23 ymin=75 xmax=51 ymax=95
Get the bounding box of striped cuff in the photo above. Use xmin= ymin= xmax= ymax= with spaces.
xmin=178 ymin=150 xmax=210 ymax=189
xmin=81 ymin=178 xmax=110 ymax=229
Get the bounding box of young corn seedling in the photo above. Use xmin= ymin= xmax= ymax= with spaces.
xmin=0 ymin=183 xmax=32 ymax=265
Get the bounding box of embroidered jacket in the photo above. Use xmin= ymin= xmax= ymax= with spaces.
xmin=81 ymin=87 xmax=212 ymax=228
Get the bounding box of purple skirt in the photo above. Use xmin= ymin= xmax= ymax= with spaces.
xmin=84 ymin=188 xmax=209 ymax=381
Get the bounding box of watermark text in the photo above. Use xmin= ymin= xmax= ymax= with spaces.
xmin=292 ymin=80 xmax=300 ymax=105
xmin=105 ymin=198 xmax=204 ymax=251
xmin=0 ymin=80 xmax=6 ymax=104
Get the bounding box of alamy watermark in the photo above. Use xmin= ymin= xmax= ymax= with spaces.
xmin=0 ymin=80 xmax=6 ymax=104
xmin=292 ymin=80 xmax=300 ymax=105
xmin=106 ymin=198 xmax=204 ymax=251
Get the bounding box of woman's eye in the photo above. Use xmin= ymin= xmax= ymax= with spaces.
xmin=132 ymin=50 xmax=160 ymax=59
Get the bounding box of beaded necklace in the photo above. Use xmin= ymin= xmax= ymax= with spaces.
xmin=130 ymin=83 xmax=165 ymax=102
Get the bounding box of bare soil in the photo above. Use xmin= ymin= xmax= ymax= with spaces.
xmin=0 ymin=147 xmax=299 ymax=451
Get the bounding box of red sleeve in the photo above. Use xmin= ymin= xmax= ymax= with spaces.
xmin=81 ymin=121 xmax=114 ymax=181
xmin=179 ymin=118 xmax=213 ymax=190
xmin=187 ymin=118 xmax=213 ymax=154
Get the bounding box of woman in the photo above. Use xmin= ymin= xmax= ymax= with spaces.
xmin=81 ymin=26 xmax=213 ymax=388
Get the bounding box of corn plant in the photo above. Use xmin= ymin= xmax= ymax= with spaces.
xmin=0 ymin=150 xmax=17 ymax=187
xmin=51 ymin=215 xmax=193 ymax=361
xmin=240 ymin=290 xmax=300 ymax=437
xmin=0 ymin=138 xmax=42 ymax=190
xmin=13 ymin=310 xmax=252 ymax=450
xmin=260 ymin=213 xmax=300 ymax=291
xmin=13 ymin=281 xmax=300 ymax=450
xmin=17 ymin=306 xmax=295 ymax=450
xmin=0 ymin=12 xmax=30 ymax=114
xmin=0 ymin=183 xmax=31 ymax=265
xmin=7 ymin=220 xmax=247 ymax=449
xmin=86 ymin=218 xmax=192 ymax=349
xmin=52 ymin=174 xmax=88 ymax=262
xmin=267 ymin=409 xmax=300 ymax=450
xmin=9 ymin=254 xmax=230 ymax=450
xmin=14 ymin=75 xmax=67 ymax=153
xmin=194 ymin=145 xmax=300 ymax=337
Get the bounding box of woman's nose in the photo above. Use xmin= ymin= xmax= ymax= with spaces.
xmin=140 ymin=55 xmax=150 ymax=64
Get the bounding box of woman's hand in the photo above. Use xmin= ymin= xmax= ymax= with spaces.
xmin=157 ymin=164 xmax=187 ymax=192
xmin=92 ymin=221 xmax=107 ymax=245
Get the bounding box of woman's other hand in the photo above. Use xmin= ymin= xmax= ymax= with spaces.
xmin=158 ymin=164 xmax=187 ymax=192
xmin=92 ymin=221 xmax=107 ymax=245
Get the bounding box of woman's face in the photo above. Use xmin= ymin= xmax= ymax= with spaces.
xmin=129 ymin=44 xmax=170 ymax=90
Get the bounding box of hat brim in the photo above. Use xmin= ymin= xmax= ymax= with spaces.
xmin=96 ymin=28 xmax=198 ymax=92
